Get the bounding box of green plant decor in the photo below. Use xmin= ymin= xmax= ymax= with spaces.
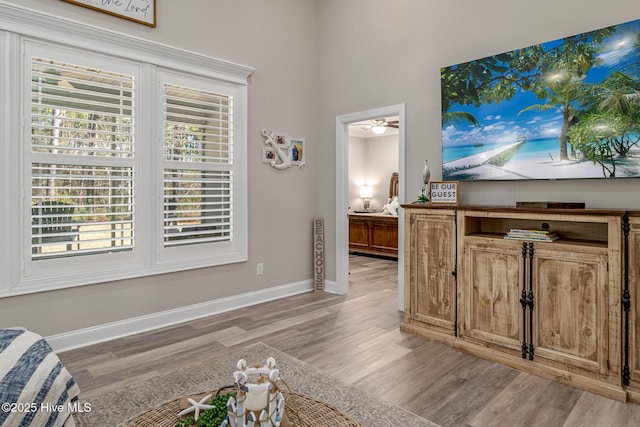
xmin=177 ymin=392 xmax=236 ymax=427
xmin=416 ymin=186 xmax=429 ymax=204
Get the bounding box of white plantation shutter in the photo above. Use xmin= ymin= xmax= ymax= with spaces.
xmin=31 ymin=164 xmax=134 ymax=258
xmin=30 ymin=53 xmax=135 ymax=259
xmin=161 ymin=80 xmax=234 ymax=248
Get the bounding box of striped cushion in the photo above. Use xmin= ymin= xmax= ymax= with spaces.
xmin=0 ymin=328 xmax=80 ymax=427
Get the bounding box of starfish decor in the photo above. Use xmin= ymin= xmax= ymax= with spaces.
xmin=177 ymin=393 xmax=215 ymax=421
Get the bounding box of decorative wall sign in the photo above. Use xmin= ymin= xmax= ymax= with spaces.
xmin=429 ymin=181 xmax=459 ymax=204
xmin=62 ymin=0 xmax=156 ymax=27
xmin=261 ymin=129 xmax=305 ymax=169
xmin=313 ymin=219 xmax=324 ymax=291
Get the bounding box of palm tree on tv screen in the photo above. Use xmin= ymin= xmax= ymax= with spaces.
xmin=568 ymin=71 xmax=640 ymax=177
xmin=517 ymin=29 xmax=615 ymax=161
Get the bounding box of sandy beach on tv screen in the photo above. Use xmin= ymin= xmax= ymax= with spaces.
xmin=444 ymin=146 xmax=640 ymax=181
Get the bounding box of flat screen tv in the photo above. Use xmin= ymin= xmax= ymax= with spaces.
xmin=441 ymin=18 xmax=640 ymax=181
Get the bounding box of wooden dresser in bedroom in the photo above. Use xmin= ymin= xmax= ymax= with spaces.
xmin=348 ymin=213 xmax=398 ymax=258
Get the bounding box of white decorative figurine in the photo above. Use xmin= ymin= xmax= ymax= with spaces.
xmin=221 ymin=357 xmax=285 ymax=427
xmin=418 ymin=159 xmax=430 ymax=203
xmin=177 ymin=393 xmax=216 ymax=422
xmin=382 ymin=196 xmax=400 ymax=215
xmin=422 ymin=159 xmax=431 ymax=186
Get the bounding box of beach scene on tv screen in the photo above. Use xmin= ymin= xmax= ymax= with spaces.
xmin=441 ymin=18 xmax=640 ymax=181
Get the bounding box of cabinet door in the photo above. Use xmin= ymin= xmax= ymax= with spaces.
xmin=408 ymin=213 xmax=456 ymax=334
xmin=370 ymin=221 xmax=398 ymax=254
xmin=532 ymin=245 xmax=609 ymax=376
xmin=461 ymin=239 xmax=524 ymax=353
xmin=348 ymin=217 xmax=370 ymax=250
xmin=628 ymin=220 xmax=640 ymax=384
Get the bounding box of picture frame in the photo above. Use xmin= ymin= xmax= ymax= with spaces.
xmin=262 ymin=145 xmax=280 ymax=163
xmin=274 ymin=132 xmax=288 ymax=146
xmin=288 ymin=137 xmax=305 ymax=166
xmin=429 ymin=181 xmax=459 ymax=204
xmin=61 ymin=0 xmax=156 ymax=27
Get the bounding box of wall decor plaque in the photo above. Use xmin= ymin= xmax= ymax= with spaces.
xmin=429 ymin=181 xmax=459 ymax=204
xmin=313 ymin=219 xmax=324 ymax=291
xmin=62 ymin=0 xmax=156 ymax=27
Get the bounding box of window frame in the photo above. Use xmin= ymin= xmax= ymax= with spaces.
xmin=0 ymin=3 xmax=252 ymax=297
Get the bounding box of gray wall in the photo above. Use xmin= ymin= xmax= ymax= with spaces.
xmin=0 ymin=0 xmax=320 ymax=336
xmin=316 ymin=0 xmax=640 ymax=280
xmin=2 ymin=0 xmax=639 ymax=339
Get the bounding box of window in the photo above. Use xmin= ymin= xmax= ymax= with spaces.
xmin=157 ymin=71 xmax=246 ymax=268
xmin=0 ymin=4 xmax=252 ymax=296
xmin=30 ymin=52 xmax=135 ymax=260
xmin=23 ymin=42 xmax=144 ymax=285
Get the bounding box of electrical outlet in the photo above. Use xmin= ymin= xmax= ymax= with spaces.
xmin=257 ymin=263 xmax=264 ymax=275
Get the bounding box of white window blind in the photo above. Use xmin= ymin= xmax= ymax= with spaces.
xmin=161 ymin=81 xmax=233 ymax=247
xmin=30 ymin=56 xmax=135 ymax=259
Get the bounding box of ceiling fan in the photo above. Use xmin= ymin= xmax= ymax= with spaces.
xmin=362 ymin=118 xmax=399 ymax=134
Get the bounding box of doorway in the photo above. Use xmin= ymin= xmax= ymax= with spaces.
xmin=335 ymin=104 xmax=406 ymax=311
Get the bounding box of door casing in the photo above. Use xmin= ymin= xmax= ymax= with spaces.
xmin=335 ymin=103 xmax=406 ymax=310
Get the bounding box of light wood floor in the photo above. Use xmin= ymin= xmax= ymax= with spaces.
xmin=60 ymin=255 xmax=640 ymax=427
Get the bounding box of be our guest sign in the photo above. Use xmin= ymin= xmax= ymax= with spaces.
xmin=429 ymin=181 xmax=459 ymax=204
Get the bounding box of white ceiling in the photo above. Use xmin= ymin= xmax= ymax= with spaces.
xmin=349 ymin=116 xmax=399 ymax=139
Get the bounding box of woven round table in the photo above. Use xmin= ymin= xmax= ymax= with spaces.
xmin=120 ymin=392 xmax=362 ymax=427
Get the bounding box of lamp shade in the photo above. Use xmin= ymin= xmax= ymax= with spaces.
xmin=359 ymin=186 xmax=373 ymax=198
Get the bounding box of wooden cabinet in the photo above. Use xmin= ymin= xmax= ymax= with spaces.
xmin=402 ymin=204 xmax=627 ymax=401
xmin=402 ymin=209 xmax=457 ymax=337
xmin=626 ymin=213 xmax=640 ymax=403
xmin=348 ymin=214 xmax=398 ymax=258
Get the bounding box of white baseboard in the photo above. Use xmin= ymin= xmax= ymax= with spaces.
xmin=322 ymin=279 xmax=339 ymax=294
xmin=47 ymin=279 xmax=316 ymax=352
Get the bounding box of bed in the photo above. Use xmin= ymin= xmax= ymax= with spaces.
xmin=0 ymin=328 xmax=80 ymax=427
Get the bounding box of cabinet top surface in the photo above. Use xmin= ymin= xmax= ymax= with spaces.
xmin=401 ymin=203 xmax=626 ymax=217
xmin=349 ymin=212 xmax=398 ymax=218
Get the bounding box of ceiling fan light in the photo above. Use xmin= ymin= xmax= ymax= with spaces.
xmin=371 ymin=125 xmax=386 ymax=135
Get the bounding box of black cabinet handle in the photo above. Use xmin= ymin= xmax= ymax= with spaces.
xmin=521 ymin=242 xmax=528 ymax=359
